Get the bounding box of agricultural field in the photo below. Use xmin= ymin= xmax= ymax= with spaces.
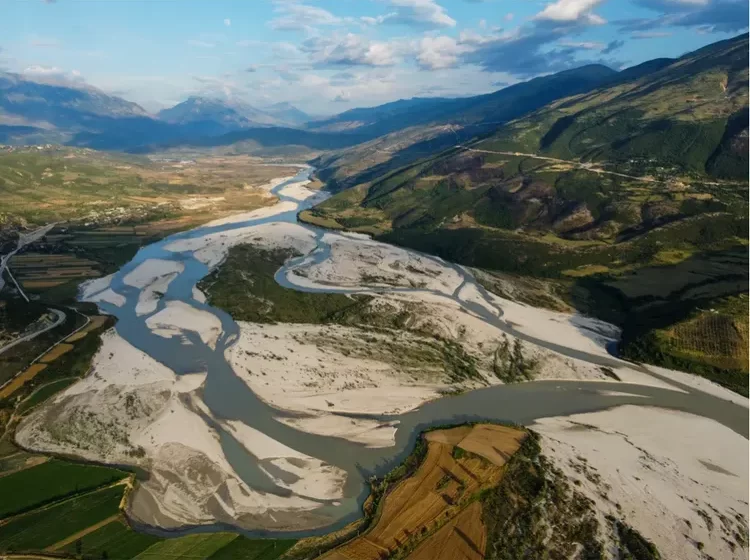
xmin=0 ymin=308 xmax=110 ymax=399
xmin=0 ymin=484 xmax=126 ymax=551
xmin=407 ymin=501 xmax=485 ymax=560
xmin=0 ymin=458 xmax=127 ymax=518
xmin=0 ymin=147 xmax=295 ymax=226
xmin=319 ymin=424 xmax=526 ymax=560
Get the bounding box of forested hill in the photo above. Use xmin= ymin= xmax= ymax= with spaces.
xmin=303 ymin=34 xmax=749 ymax=394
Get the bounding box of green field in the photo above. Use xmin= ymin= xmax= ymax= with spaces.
xmin=60 ymin=519 xmax=161 ymax=559
xmin=0 ymin=484 xmax=124 ymax=551
xmin=61 ymin=521 xmax=297 ymax=560
xmin=15 ymin=378 xmax=78 ymax=414
xmin=0 ymin=458 xmax=127 ymax=519
xmin=207 ymin=537 xmax=297 ymax=559
xmin=134 ymin=533 xmax=239 ymax=559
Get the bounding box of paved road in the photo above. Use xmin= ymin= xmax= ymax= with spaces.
xmin=0 ymin=309 xmax=66 ymax=357
xmin=0 ymin=223 xmax=56 ymax=294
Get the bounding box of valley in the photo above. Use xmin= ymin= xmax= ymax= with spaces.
xmin=0 ymin=167 xmax=744 ymax=560
xmin=0 ymin=26 xmax=747 ymax=560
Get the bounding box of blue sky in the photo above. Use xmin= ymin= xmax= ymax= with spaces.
xmin=1 ymin=0 xmax=747 ymax=114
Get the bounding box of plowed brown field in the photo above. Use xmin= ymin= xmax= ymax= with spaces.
xmin=320 ymin=424 xmax=525 ymax=560
xmin=408 ymin=501 xmax=486 ymax=560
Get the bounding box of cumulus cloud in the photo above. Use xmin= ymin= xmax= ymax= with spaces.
xmin=301 ymin=33 xmax=403 ymax=67
xmin=536 ymin=0 xmax=606 ymax=25
xmin=416 ymin=35 xmax=471 ymax=69
xmin=224 ymin=18 xmax=231 ymax=27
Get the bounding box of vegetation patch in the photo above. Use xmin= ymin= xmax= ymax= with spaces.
xmin=200 ymin=246 xmax=372 ymax=324
xmin=0 ymin=459 xmax=127 ymax=519
xmin=492 ymin=335 xmax=539 ymax=383
xmin=133 ymin=533 xmax=239 ymax=559
xmin=0 ymin=484 xmax=125 ymax=552
xmin=59 ymin=518 xmax=161 ymax=559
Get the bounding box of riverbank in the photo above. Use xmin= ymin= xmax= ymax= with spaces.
xmin=10 ymin=165 xmax=749 ymax=546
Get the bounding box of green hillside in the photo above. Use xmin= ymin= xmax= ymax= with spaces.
xmin=304 ymin=34 xmax=750 ymax=391
xmin=481 ymin=34 xmax=748 ymax=179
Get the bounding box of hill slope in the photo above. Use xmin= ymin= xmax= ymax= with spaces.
xmin=312 ymin=65 xmax=621 ymax=191
xmin=304 ymin=34 xmax=750 ymax=391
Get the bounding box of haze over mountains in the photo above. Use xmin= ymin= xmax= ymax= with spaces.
xmin=1 ymin=36 xmax=737 ymax=155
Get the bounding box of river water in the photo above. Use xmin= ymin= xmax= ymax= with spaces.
xmin=93 ymin=167 xmax=749 ymax=538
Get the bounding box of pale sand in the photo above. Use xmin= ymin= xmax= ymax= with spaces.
xmin=16 ymin=329 xmax=337 ymax=530
xmin=79 ymin=273 xmax=115 ymax=300
xmin=79 ymin=274 xmax=126 ymax=308
xmin=192 ymin=286 xmax=207 ymax=304
xmin=276 ymin=179 xmax=313 ymax=201
xmin=228 ymin=322 xmax=450 ymax=417
xmin=165 ymin=221 xmax=317 ymax=269
xmin=286 ymin=232 xmax=464 ymax=295
xmin=224 ymin=420 xmax=347 ymax=500
xmin=121 ymin=259 xmax=184 ymax=317
xmin=124 ymin=259 xmax=184 ymax=289
xmin=645 ymin=364 xmax=749 ymax=408
xmin=136 ymin=271 xmax=180 ymax=316
xmin=534 ymin=406 xmax=748 ymax=560
xmin=200 ymin=200 xmax=299 ymax=228
xmin=461 ymin=281 xmax=621 ymax=359
xmin=146 ymin=301 xmax=222 ymax=349
xmin=87 ymin=287 xmax=126 ymax=308
xmin=277 ymin=415 xmax=399 ymax=448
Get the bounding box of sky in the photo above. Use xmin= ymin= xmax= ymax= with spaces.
xmin=0 ymin=0 xmax=747 ymax=115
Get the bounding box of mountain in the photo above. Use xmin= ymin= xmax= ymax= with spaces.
xmin=157 ymin=97 xmax=311 ymax=133
xmin=264 ymin=102 xmax=311 ymax=127
xmin=0 ymin=71 xmax=155 ymax=143
xmin=312 ymin=66 xmax=622 ymax=191
xmin=309 ymin=65 xmax=618 ymax=141
xmin=307 ymin=97 xmax=459 ymax=133
xmin=0 ymin=78 xmax=315 ymax=149
xmin=303 ymin=34 xmax=749 ymax=389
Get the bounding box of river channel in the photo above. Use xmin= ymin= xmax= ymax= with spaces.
xmin=93 ymin=166 xmax=749 ymax=538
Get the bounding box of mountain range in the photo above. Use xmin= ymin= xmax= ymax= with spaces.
xmin=0 ymin=74 xmax=314 ymax=148
xmin=302 ymin=33 xmax=749 ymax=389
xmin=0 ymin=54 xmax=695 ymax=154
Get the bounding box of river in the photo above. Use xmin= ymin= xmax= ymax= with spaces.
xmin=92 ymin=167 xmax=749 ymax=538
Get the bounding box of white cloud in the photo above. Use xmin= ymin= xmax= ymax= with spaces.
xmin=224 ymin=18 xmax=231 ymax=27
xmin=383 ymin=0 xmax=457 ymax=28
xmin=535 ymin=0 xmax=606 ymax=25
xmin=302 ymin=33 xmax=403 ymax=67
xmin=270 ymin=1 xmax=343 ymax=31
xmin=504 ymin=13 xmax=515 ymax=21
xmin=417 ymin=35 xmax=471 ymax=69
xmin=559 ymin=40 xmax=606 ymax=49
xmin=21 ymin=65 xmax=86 ymax=87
